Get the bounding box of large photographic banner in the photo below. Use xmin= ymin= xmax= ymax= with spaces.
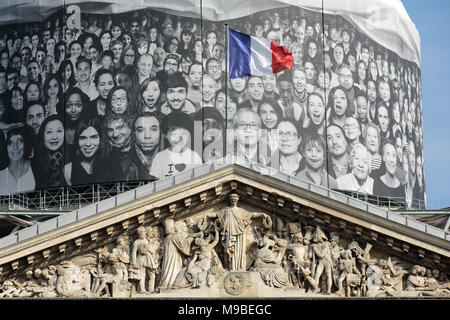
xmin=0 ymin=0 xmax=425 ymax=209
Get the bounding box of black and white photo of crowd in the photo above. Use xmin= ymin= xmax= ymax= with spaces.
xmin=0 ymin=5 xmax=425 ymax=209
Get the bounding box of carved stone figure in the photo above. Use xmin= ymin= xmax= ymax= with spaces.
xmin=207 ymin=193 xmax=272 ymax=271
xmin=250 ymin=230 xmax=289 ymax=288
xmin=311 ymin=227 xmax=333 ymax=294
xmin=286 ymin=226 xmax=317 ymax=291
xmin=92 ymin=234 xmax=130 ymax=297
xmin=128 ymin=227 xmax=158 ymax=293
xmin=55 ymin=261 xmax=90 ymax=297
xmin=336 ymin=249 xmax=362 ymax=297
xmin=158 ymin=219 xmax=200 ymax=289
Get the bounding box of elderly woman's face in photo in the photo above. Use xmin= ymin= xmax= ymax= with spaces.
xmin=366 ymin=126 xmax=379 ymax=154
xmin=343 ymin=117 xmax=360 ymax=141
xmin=352 ymin=146 xmax=370 ymax=181
xmin=7 ymin=134 xmax=25 ymax=162
xmin=79 ymin=126 xmax=100 ymax=159
xmin=278 ymin=121 xmax=300 ymax=155
xmin=44 ymin=119 xmax=64 ymax=151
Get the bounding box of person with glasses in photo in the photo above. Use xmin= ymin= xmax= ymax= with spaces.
xmin=232 ymin=107 xmax=269 ymax=166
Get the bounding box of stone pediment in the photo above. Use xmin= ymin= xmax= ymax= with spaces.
xmin=0 ymin=163 xmax=448 ymax=298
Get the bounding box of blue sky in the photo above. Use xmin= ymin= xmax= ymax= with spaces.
xmin=402 ymin=0 xmax=450 ymax=209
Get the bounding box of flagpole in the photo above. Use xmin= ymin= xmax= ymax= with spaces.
xmin=224 ymin=23 xmax=229 ymax=158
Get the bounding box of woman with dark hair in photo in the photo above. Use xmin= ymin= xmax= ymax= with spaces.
xmin=32 ymin=115 xmax=65 ymax=189
xmin=305 ymin=92 xmax=326 ymax=137
xmin=57 ymin=59 xmax=76 ymax=93
xmin=193 ymin=38 xmax=206 ymax=66
xmin=178 ymin=29 xmax=194 ymax=56
xmin=257 ymin=98 xmax=283 ymax=157
xmin=373 ymin=140 xmax=404 ymax=200
xmin=54 ymin=41 xmax=66 ymax=71
xmin=89 ymin=68 xmax=115 ymax=119
xmin=120 ymin=44 xmax=138 ymax=71
xmin=35 ymin=47 xmax=47 ymax=67
xmin=304 ymin=60 xmax=317 ymax=93
xmin=79 ymin=33 xmax=96 ymax=59
xmin=0 ymin=127 xmax=36 ymax=194
xmin=326 ymin=86 xmax=353 ymax=128
xmin=305 ymin=38 xmax=320 ymax=66
xmin=68 ymin=40 xmax=82 ymax=69
xmin=110 ymin=24 xmax=123 ymax=41
xmin=368 ymin=60 xmax=379 ymax=83
xmin=163 ymin=36 xmax=180 ymax=55
xmin=24 ymin=81 xmax=41 ymax=105
xmin=204 ymin=30 xmax=218 ymax=59
xmin=366 ymin=79 xmax=378 ymax=123
xmin=7 ymin=86 xmax=25 ymax=123
xmin=390 ymin=98 xmax=402 ymax=138
xmin=64 ymin=116 xmax=109 ymax=185
xmin=119 ymin=31 xmax=135 ymax=49
xmin=354 ymin=60 xmax=367 ymax=92
xmin=229 ymin=77 xmax=249 ymax=106
xmin=64 ymin=87 xmax=90 ymax=163
xmin=105 ymin=86 xmax=134 ymax=117
xmin=42 ymin=73 xmax=63 ymax=117
xmin=30 ymin=33 xmax=40 ymax=58
xmin=99 ymin=30 xmax=112 ymax=52
xmin=137 ymin=77 xmax=162 ymax=115
xmin=148 ymin=25 xmax=162 ymax=55
xmin=214 ymin=89 xmax=237 ymax=128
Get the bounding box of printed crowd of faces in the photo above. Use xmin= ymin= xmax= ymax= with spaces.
xmin=0 ymin=6 xmax=425 ymax=209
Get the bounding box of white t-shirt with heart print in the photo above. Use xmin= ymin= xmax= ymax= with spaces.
xmin=149 ymin=148 xmax=203 ymax=179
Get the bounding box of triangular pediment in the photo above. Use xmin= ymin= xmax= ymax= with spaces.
xmin=0 ymin=163 xmax=448 ymax=298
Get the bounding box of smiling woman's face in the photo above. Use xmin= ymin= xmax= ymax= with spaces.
xmin=44 ymin=119 xmax=64 ymax=151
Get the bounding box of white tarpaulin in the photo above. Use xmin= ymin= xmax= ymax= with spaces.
xmin=0 ymin=0 xmax=420 ymax=65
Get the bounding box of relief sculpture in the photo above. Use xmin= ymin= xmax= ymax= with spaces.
xmin=0 ymin=193 xmax=448 ymax=298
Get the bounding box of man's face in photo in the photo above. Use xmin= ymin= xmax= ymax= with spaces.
xmin=327 ymin=125 xmax=347 ymax=157
xmin=106 ymin=118 xmax=131 ymax=148
xmin=247 ymin=77 xmax=264 ymax=102
xmin=167 ymin=86 xmax=187 ymax=110
xmin=235 ymin=110 xmax=260 ymax=148
xmin=135 ymin=116 xmax=160 ymax=152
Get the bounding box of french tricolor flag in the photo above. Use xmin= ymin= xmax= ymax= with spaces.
xmin=228 ymin=28 xmax=293 ymax=79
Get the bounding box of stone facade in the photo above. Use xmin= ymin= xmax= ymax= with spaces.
xmin=0 ymin=166 xmax=448 ymax=298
